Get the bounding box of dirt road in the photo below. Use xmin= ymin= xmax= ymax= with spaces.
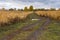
xmin=25 ymin=18 xmax=51 ymax=40
xmin=0 ymin=18 xmax=43 ymax=40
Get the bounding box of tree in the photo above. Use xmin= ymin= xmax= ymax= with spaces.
xmin=29 ymin=5 xmax=33 ymax=11
xmin=50 ymin=8 xmax=56 ymax=11
xmin=18 ymin=9 xmax=21 ymax=11
xmin=40 ymin=8 xmax=45 ymax=11
xmin=24 ymin=7 xmax=28 ymax=11
xmin=18 ymin=9 xmax=23 ymax=11
xmin=9 ymin=8 xmax=14 ymax=11
xmin=14 ymin=8 xmax=16 ymax=10
xmin=2 ymin=8 xmax=5 ymax=10
xmin=1 ymin=8 xmax=6 ymax=11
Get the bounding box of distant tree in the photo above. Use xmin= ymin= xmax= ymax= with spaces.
xmin=34 ymin=8 xmax=46 ymax=11
xmin=50 ymin=8 xmax=56 ymax=11
xmin=2 ymin=8 xmax=5 ymax=10
xmin=29 ymin=5 xmax=33 ymax=11
xmin=40 ymin=8 xmax=46 ymax=11
xmin=9 ymin=8 xmax=14 ymax=11
xmin=18 ymin=9 xmax=21 ymax=11
xmin=1 ymin=8 xmax=6 ymax=11
xmin=14 ymin=8 xmax=16 ymax=10
xmin=20 ymin=9 xmax=23 ymax=11
xmin=24 ymin=7 xmax=28 ymax=11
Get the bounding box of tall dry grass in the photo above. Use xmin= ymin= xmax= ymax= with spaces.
xmin=36 ymin=11 xmax=60 ymax=20
xmin=0 ymin=10 xmax=60 ymax=26
xmin=0 ymin=11 xmax=33 ymax=26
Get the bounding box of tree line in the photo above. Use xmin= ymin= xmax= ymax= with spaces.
xmin=0 ymin=5 xmax=60 ymax=11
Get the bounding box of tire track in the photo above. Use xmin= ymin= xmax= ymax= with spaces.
xmin=0 ymin=18 xmax=43 ymax=40
xmin=25 ymin=18 xmax=51 ymax=40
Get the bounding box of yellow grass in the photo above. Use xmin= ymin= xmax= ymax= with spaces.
xmin=36 ymin=11 xmax=60 ymax=20
xmin=0 ymin=10 xmax=60 ymax=26
xmin=0 ymin=11 xmax=33 ymax=24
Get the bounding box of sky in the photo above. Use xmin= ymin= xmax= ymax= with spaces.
xmin=0 ymin=0 xmax=60 ymax=9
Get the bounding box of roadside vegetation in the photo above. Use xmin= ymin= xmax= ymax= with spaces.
xmin=0 ymin=5 xmax=60 ymax=40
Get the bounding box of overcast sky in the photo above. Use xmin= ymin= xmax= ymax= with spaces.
xmin=0 ymin=0 xmax=60 ymax=9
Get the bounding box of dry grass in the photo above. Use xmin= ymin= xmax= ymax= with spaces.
xmin=0 ymin=11 xmax=33 ymax=26
xmin=0 ymin=10 xmax=60 ymax=26
xmin=36 ymin=11 xmax=60 ymax=20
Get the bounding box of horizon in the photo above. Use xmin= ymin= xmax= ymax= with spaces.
xmin=0 ymin=0 xmax=60 ymax=9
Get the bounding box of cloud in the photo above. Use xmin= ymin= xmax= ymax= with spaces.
xmin=0 ymin=2 xmax=24 ymax=9
xmin=0 ymin=0 xmax=60 ymax=9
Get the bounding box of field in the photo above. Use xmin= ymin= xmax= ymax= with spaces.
xmin=0 ymin=10 xmax=60 ymax=40
xmin=0 ymin=10 xmax=60 ymax=25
